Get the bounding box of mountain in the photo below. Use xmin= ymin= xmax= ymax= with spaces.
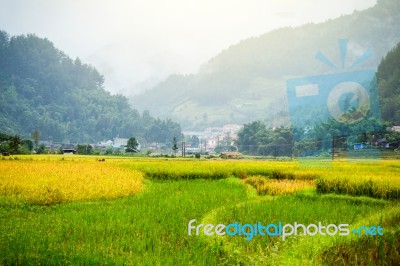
xmin=0 ymin=31 xmax=182 ymax=143
xmin=132 ymin=0 xmax=400 ymax=130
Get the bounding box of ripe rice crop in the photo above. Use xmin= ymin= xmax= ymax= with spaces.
xmin=244 ymin=175 xmax=315 ymax=195
xmin=316 ymin=161 xmax=400 ymax=200
xmin=0 ymin=160 xmax=143 ymax=205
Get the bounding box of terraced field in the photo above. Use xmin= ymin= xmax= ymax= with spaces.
xmin=0 ymin=155 xmax=399 ymax=265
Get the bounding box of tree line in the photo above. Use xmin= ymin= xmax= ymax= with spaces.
xmin=0 ymin=30 xmax=182 ymax=144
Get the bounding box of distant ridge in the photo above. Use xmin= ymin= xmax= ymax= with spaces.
xmin=132 ymin=1 xmax=400 ymax=130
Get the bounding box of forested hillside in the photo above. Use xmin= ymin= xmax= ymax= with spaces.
xmin=377 ymin=42 xmax=400 ymax=125
xmin=0 ymin=31 xmax=182 ymax=143
xmin=133 ymin=0 xmax=400 ymax=129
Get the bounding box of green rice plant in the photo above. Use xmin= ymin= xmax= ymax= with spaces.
xmin=0 ymin=178 xmax=249 ymax=265
xmin=320 ymin=231 xmax=400 ymax=266
xmin=201 ymin=193 xmax=390 ymax=265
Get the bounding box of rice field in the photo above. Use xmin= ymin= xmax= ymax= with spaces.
xmin=0 ymin=159 xmax=143 ymax=205
xmin=0 ymin=155 xmax=399 ymax=265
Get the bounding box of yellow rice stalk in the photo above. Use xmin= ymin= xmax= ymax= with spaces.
xmin=0 ymin=160 xmax=143 ymax=205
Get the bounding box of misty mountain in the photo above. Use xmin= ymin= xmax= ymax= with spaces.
xmin=132 ymin=0 xmax=400 ymax=130
xmin=0 ymin=31 xmax=182 ymax=143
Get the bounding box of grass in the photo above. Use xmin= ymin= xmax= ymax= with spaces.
xmin=0 ymin=155 xmax=400 ymax=265
xmin=201 ymin=193 xmax=391 ymax=265
xmin=0 ymin=178 xmax=249 ymax=265
xmin=320 ymin=231 xmax=400 ymax=265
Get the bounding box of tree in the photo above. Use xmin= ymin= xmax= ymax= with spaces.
xmin=126 ymin=137 xmax=139 ymax=153
xmin=22 ymin=139 xmax=34 ymax=151
xmin=172 ymin=137 xmax=178 ymax=156
xmin=236 ymin=121 xmax=268 ymax=154
xmin=0 ymin=134 xmax=10 ymax=153
xmin=77 ymin=144 xmax=86 ymax=154
xmin=37 ymin=144 xmax=46 ymax=154
xmin=76 ymin=144 xmax=93 ymax=155
xmin=31 ymin=130 xmax=40 ymax=150
xmin=215 ymin=133 xmax=236 ymax=153
xmin=190 ymin=135 xmax=200 ymax=147
xmin=9 ymin=135 xmax=22 ymax=154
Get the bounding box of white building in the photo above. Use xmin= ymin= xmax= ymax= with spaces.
xmin=392 ymin=126 xmax=400 ymax=132
xmin=113 ymin=137 xmax=129 ymax=147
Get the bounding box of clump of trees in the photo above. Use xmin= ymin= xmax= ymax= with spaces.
xmin=236 ymin=117 xmax=399 ymax=157
xmin=0 ymin=132 xmax=32 ymax=154
xmin=236 ymin=122 xmax=293 ymax=157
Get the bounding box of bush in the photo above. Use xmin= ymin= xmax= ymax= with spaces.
xmin=36 ymin=144 xmax=46 ymax=154
xmin=104 ymin=148 xmax=113 ymax=155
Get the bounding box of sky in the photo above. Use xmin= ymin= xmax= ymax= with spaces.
xmin=0 ymin=0 xmax=377 ymax=96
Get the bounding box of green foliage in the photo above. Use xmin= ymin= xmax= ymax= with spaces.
xmin=0 ymin=31 xmax=182 ymax=144
xmin=377 ymin=42 xmax=400 ymax=125
xmin=104 ymin=148 xmax=113 ymax=155
xmin=237 ymin=121 xmax=293 ymax=156
xmin=76 ymin=144 xmax=93 ymax=155
xmin=320 ymin=232 xmax=400 ymax=266
xmin=0 ymin=133 xmax=22 ymax=154
xmin=0 ymin=179 xmax=248 ymax=265
xmin=36 ymin=144 xmax=46 ymax=154
xmin=31 ymin=130 xmax=39 ymax=149
xmin=172 ymin=137 xmax=178 ymax=155
xmin=126 ymin=137 xmax=139 ymax=152
xmin=22 ymin=139 xmax=33 ymax=151
xmin=0 ymin=132 xmax=11 ymax=142
xmin=237 ymin=115 xmax=389 ymax=157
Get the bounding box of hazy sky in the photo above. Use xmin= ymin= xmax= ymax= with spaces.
xmin=0 ymin=0 xmax=377 ymax=96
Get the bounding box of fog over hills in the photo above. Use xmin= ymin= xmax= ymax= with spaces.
xmin=132 ymin=0 xmax=400 ymax=130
